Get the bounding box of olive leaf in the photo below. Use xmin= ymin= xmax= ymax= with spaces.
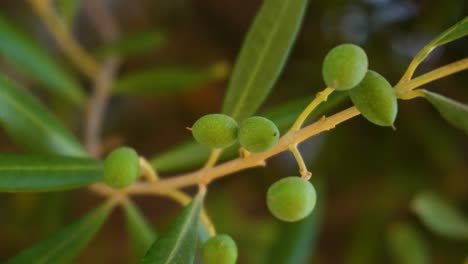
xmin=0 ymin=15 xmax=84 ymax=105
xmin=406 ymin=16 xmax=468 ymax=77
xmin=264 ymin=179 xmax=324 ymax=264
xmin=0 ymin=75 xmax=87 ymax=156
xmin=123 ymin=200 xmax=158 ymax=259
xmin=412 ymin=191 xmax=468 ymax=240
xmin=96 ymin=30 xmax=166 ymax=57
xmin=387 ymin=222 xmax=430 ymax=264
xmin=140 ymin=192 xmax=204 ymax=264
xmin=150 ymin=92 xmax=346 ymax=173
xmin=5 ymin=201 xmax=114 ymax=264
xmin=422 ymin=90 xmax=468 ymax=135
xmin=221 ymin=0 xmax=309 ymax=121
xmin=114 ymin=63 xmax=227 ymax=94
xmin=0 ymin=155 xmax=102 ymax=192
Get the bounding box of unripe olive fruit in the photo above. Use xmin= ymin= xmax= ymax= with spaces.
xmin=238 ymin=116 xmax=279 ymax=153
xmin=267 ymin=177 xmax=316 ymax=222
xmin=349 ymin=70 xmax=398 ymax=126
xmin=322 ymin=43 xmax=368 ymax=90
xmin=191 ymin=114 xmax=238 ymax=149
xmin=202 ymin=234 xmax=238 ymax=264
xmin=103 ymin=147 xmax=140 ymax=189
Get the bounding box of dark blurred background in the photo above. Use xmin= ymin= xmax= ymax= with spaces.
xmin=0 ymin=0 xmax=467 ymax=263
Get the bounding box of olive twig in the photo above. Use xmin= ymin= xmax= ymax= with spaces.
xmin=203 ymin=149 xmax=223 ymax=169
xmin=140 ymin=157 xmax=159 ymax=182
xmin=28 ymin=0 xmax=99 ymax=79
xmin=395 ymin=57 xmax=468 ymax=94
xmin=288 ymin=144 xmax=312 ymax=180
xmin=290 ymin=87 xmax=334 ymax=131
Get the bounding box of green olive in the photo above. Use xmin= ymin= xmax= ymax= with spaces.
xmin=202 ymin=234 xmax=238 ymax=264
xmin=103 ymin=147 xmax=140 ymax=189
xmin=191 ymin=114 xmax=238 ymax=149
xmin=238 ymin=116 xmax=279 ymax=153
xmin=322 ymin=43 xmax=368 ymax=90
xmin=349 ymin=70 xmax=398 ymax=126
xmin=267 ymin=177 xmax=316 ymax=222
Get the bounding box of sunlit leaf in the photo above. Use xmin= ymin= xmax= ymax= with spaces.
xmin=427 ymin=16 xmax=468 ymax=48
xmin=140 ymin=192 xmax=204 ymax=264
xmin=221 ymin=0 xmax=309 ymax=121
xmin=114 ymin=62 xmax=228 ymax=94
xmin=0 ymin=75 xmax=87 ymax=156
xmin=387 ymin=222 xmax=430 ymax=264
xmin=264 ymin=179 xmax=324 ymax=264
xmin=151 ymin=92 xmax=346 ymax=172
xmin=422 ymin=90 xmax=468 ymax=134
xmin=0 ymin=15 xmax=84 ymax=105
xmin=123 ymin=200 xmax=157 ymax=259
xmin=5 ymin=201 xmax=114 ymax=264
xmin=412 ymin=191 xmax=468 ymax=240
xmin=96 ymin=30 xmax=166 ymax=57
xmin=0 ymin=155 xmax=101 ymax=192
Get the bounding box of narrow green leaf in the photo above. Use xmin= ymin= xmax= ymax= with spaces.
xmin=56 ymin=0 xmax=81 ymax=27
xmin=422 ymin=90 xmax=468 ymax=134
xmin=387 ymin=222 xmax=430 ymax=264
xmin=221 ymin=0 xmax=309 ymax=121
xmin=140 ymin=192 xmax=204 ymax=264
xmin=0 ymin=155 xmax=102 ymax=192
xmin=123 ymin=200 xmax=157 ymax=259
xmin=5 ymin=201 xmax=114 ymax=264
xmin=96 ymin=30 xmax=166 ymax=57
xmin=151 ymin=92 xmax=346 ymax=172
xmin=0 ymin=15 xmax=84 ymax=105
xmin=428 ymin=16 xmax=468 ymax=47
xmin=412 ymin=191 xmax=468 ymax=240
xmin=114 ymin=63 xmax=227 ymax=94
xmin=264 ymin=179 xmax=324 ymax=264
xmin=0 ymin=75 xmax=87 ymax=156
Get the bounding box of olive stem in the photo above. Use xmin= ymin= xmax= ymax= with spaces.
xmin=397 ymin=89 xmax=425 ymax=100
xmin=203 ymin=149 xmax=223 ymax=169
xmin=397 ymin=46 xmax=433 ymax=84
xmin=28 ymin=0 xmax=99 ymax=80
xmin=140 ymin=157 xmax=159 ymax=182
xmin=395 ymin=57 xmax=468 ymax=94
xmin=290 ymin=87 xmax=334 ymax=131
xmin=288 ymin=144 xmax=312 ymax=180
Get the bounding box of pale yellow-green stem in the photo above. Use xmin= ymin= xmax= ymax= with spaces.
xmin=28 ymin=0 xmax=100 ymax=79
xmin=288 ymin=144 xmax=312 ymax=179
xmin=290 ymin=87 xmax=334 ymax=130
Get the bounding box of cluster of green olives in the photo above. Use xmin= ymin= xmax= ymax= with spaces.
xmin=191 ymin=114 xmax=280 ymax=153
xmin=202 ymin=234 xmax=238 ymax=264
xmin=322 ymin=43 xmax=398 ymax=127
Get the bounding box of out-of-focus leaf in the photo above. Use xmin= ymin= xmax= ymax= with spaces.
xmin=412 ymin=191 xmax=468 ymax=240
xmin=140 ymin=192 xmax=204 ymax=264
xmin=0 ymin=15 xmax=84 ymax=105
xmin=56 ymin=0 xmax=81 ymax=27
xmin=5 ymin=201 xmax=114 ymax=264
xmin=150 ymin=92 xmax=347 ymax=172
xmin=96 ymin=30 xmax=166 ymax=57
xmin=114 ymin=62 xmax=228 ymax=94
xmin=123 ymin=200 xmax=157 ymax=259
xmin=264 ymin=179 xmax=324 ymax=264
xmin=0 ymin=155 xmax=102 ymax=192
xmin=387 ymin=222 xmax=430 ymax=264
xmin=0 ymin=75 xmax=87 ymax=156
xmin=422 ymin=90 xmax=468 ymax=134
xmin=221 ymin=0 xmax=309 ymax=121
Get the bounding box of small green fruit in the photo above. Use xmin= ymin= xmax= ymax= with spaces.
xmin=192 ymin=114 xmax=238 ymax=149
xmin=202 ymin=234 xmax=238 ymax=264
xmin=238 ymin=116 xmax=279 ymax=153
xmin=267 ymin=177 xmax=316 ymax=222
xmin=349 ymin=70 xmax=398 ymax=126
xmin=104 ymin=147 xmax=140 ymax=189
xmin=322 ymin=43 xmax=368 ymax=90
